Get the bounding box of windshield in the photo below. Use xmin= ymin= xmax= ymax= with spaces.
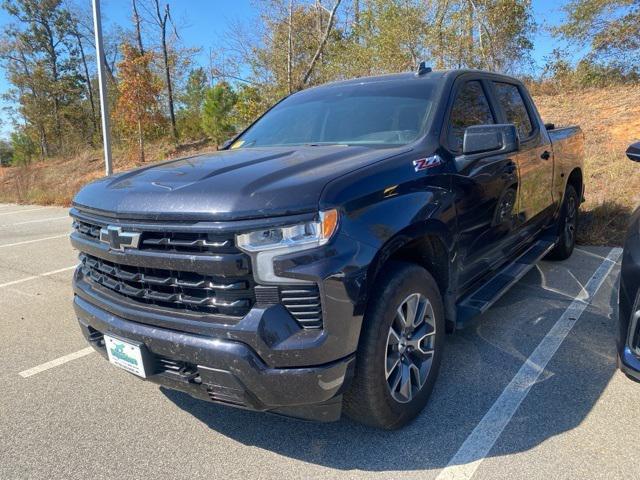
xmin=233 ymin=80 xmax=437 ymax=148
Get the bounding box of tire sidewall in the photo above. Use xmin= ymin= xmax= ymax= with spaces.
xmin=562 ymin=185 xmax=578 ymax=252
xmin=362 ymin=263 xmax=445 ymax=427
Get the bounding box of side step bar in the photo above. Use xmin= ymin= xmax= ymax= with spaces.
xmin=455 ymin=240 xmax=556 ymax=329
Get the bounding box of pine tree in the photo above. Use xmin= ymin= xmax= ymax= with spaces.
xmin=201 ymin=82 xmax=237 ymax=146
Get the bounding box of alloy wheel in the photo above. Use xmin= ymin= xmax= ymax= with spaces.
xmin=385 ymin=293 xmax=436 ymax=403
xmin=564 ymin=195 xmax=577 ymax=248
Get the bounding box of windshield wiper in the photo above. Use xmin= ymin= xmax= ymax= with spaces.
xmin=303 ymin=143 xmax=350 ymax=147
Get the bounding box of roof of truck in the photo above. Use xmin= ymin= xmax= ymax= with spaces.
xmin=308 ymin=69 xmax=521 ymax=91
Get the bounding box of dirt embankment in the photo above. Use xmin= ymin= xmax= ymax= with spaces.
xmin=534 ymin=86 xmax=640 ymax=245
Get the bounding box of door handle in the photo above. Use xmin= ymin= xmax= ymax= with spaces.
xmin=540 ymin=150 xmax=551 ymax=160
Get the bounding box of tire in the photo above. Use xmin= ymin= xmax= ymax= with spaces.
xmin=546 ymin=184 xmax=578 ymax=261
xmin=344 ymin=262 xmax=445 ymax=429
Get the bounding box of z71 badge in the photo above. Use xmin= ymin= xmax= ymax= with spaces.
xmin=413 ymin=155 xmax=443 ymax=172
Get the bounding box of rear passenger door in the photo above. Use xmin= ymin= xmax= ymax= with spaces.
xmin=490 ymin=81 xmax=554 ymax=228
xmin=447 ymin=79 xmax=522 ymax=290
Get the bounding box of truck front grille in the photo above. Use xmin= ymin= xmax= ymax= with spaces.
xmin=71 ymin=210 xmax=323 ymax=328
xmin=72 ymin=219 xmax=236 ymax=255
xmin=79 ymin=253 xmax=253 ymax=316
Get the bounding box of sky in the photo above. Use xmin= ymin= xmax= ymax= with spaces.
xmin=0 ymin=0 xmax=570 ymax=140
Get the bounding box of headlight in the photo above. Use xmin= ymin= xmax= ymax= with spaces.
xmin=236 ymin=209 xmax=339 ymax=284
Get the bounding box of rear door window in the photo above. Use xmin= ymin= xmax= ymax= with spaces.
xmin=448 ymin=81 xmax=495 ymax=152
xmin=493 ymin=82 xmax=534 ymax=140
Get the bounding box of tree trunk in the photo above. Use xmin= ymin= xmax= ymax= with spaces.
xmin=75 ymin=31 xmax=97 ymax=139
xmin=161 ymin=30 xmax=178 ymax=142
xmin=132 ymin=0 xmax=145 ymax=55
xmin=155 ymin=1 xmax=178 ymax=143
xmin=44 ymin=22 xmax=62 ymax=152
xmin=301 ymin=0 xmax=342 ymax=87
xmin=137 ymin=119 xmax=145 ymax=163
xmin=38 ymin=125 xmax=49 ymax=160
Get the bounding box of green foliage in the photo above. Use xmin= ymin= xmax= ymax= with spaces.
xmin=249 ymin=1 xmax=345 ymax=95
xmin=232 ymin=85 xmax=266 ymax=131
xmin=555 ymin=0 xmax=640 ymax=66
xmin=340 ymin=0 xmax=427 ymax=77
xmin=10 ymin=130 xmax=36 ymax=165
xmin=422 ymin=0 xmax=535 ymax=72
xmin=0 ymin=0 xmax=90 ymax=156
xmin=574 ymin=58 xmax=639 ymax=86
xmin=0 ymin=139 xmax=13 ymax=166
xmin=201 ymin=82 xmax=237 ymax=146
xmin=177 ymin=68 xmax=208 ymax=140
xmin=533 ymin=47 xmax=639 ymax=93
xmin=225 ymin=0 xmax=536 ymax=99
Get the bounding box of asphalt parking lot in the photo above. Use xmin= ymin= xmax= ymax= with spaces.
xmin=1 ymin=203 xmax=638 ymax=480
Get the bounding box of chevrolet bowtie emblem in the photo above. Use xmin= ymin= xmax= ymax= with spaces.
xmin=99 ymin=226 xmax=141 ymax=251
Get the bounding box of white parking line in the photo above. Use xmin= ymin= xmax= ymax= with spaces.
xmin=0 ymin=266 xmax=76 ymax=289
xmin=18 ymin=347 xmax=95 ymax=378
xmin=436 ymin=247 xmax=622 ymax=480
xmin=0 ymin=234 xmax=68 ymax=248
xmin=0 ymin=207 xmax=48 ymax=216
xmin=0 ymin=216 xmax=69 ymax=227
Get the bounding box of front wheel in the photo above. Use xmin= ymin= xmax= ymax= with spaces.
xmin=344 ymin=262 xmax=445 ymax=429
xmin=546 ymin=184 xmax=579 ymax=260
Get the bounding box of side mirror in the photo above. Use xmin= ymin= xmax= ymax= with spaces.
xmin=627 ymin=142 xmax=640 ymax=162
xmin=456 ymin=124 xmax=520 ymax=172
xmin=462 ymin=124 xmax=520 ymax=156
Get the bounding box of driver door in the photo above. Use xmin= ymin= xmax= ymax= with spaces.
xmin=447 ymin=78 xmax=523 ymax=291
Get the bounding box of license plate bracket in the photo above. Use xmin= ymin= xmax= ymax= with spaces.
xmin=104 ymin=334 xmax=153 ymax=378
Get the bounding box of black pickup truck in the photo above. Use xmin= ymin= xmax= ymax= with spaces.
xmin=70 ymin=68 xmax=584 ymax=429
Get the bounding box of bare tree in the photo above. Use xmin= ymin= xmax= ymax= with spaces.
xmin=301 ymin=0 xmax=342 ymax=86
xmin=132 ymin=0 xmax=145 ymax=55
xmin=72 ymin=4 xmax=119 ymax=85
xmin=150 ymin=0 xmax=179 ymax=143
xmin=72 ymin=26 xmax=97 ymax=136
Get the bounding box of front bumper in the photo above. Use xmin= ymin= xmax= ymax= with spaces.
xmin=75 ymin=295 xmax=355 ymax=421
xmin=69 ymin=206 xmax=378 ymax=421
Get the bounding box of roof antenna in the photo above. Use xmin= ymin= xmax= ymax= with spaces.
xmin=416 ymin=61 xmax=432 ymax=76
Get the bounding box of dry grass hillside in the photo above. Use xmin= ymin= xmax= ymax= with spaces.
xmin=534 ymin=86 xmax=640 ymax=245
xmin=0 ymin=140 xmax=217 ymax=207
xmin=1 ymin=86 xmax=639 ymax=245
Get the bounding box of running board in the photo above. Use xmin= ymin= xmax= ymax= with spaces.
xmin=455 ymin=240 xmax=556 ymax=329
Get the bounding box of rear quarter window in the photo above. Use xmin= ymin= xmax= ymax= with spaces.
xmin=493 ymin=82 xmax=534 ymax=140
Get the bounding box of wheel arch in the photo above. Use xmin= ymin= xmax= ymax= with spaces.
xmin=362 ymin=220 xmax=456 ymax=332
xmin=566 ymin=167 xmax=584 ymax=203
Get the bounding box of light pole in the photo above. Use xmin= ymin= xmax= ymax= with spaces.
xmin=92 ymin=0 xmax=113 ymax=176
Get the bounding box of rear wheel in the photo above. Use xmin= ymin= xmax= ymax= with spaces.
xmin=344 ymin=262 xmax=445 ymax=429
xmin=547 ymin=184 xmax=578 ymax=260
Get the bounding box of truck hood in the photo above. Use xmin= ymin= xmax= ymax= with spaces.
xmin=73 ymin=145 xmax=410 ymax=221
